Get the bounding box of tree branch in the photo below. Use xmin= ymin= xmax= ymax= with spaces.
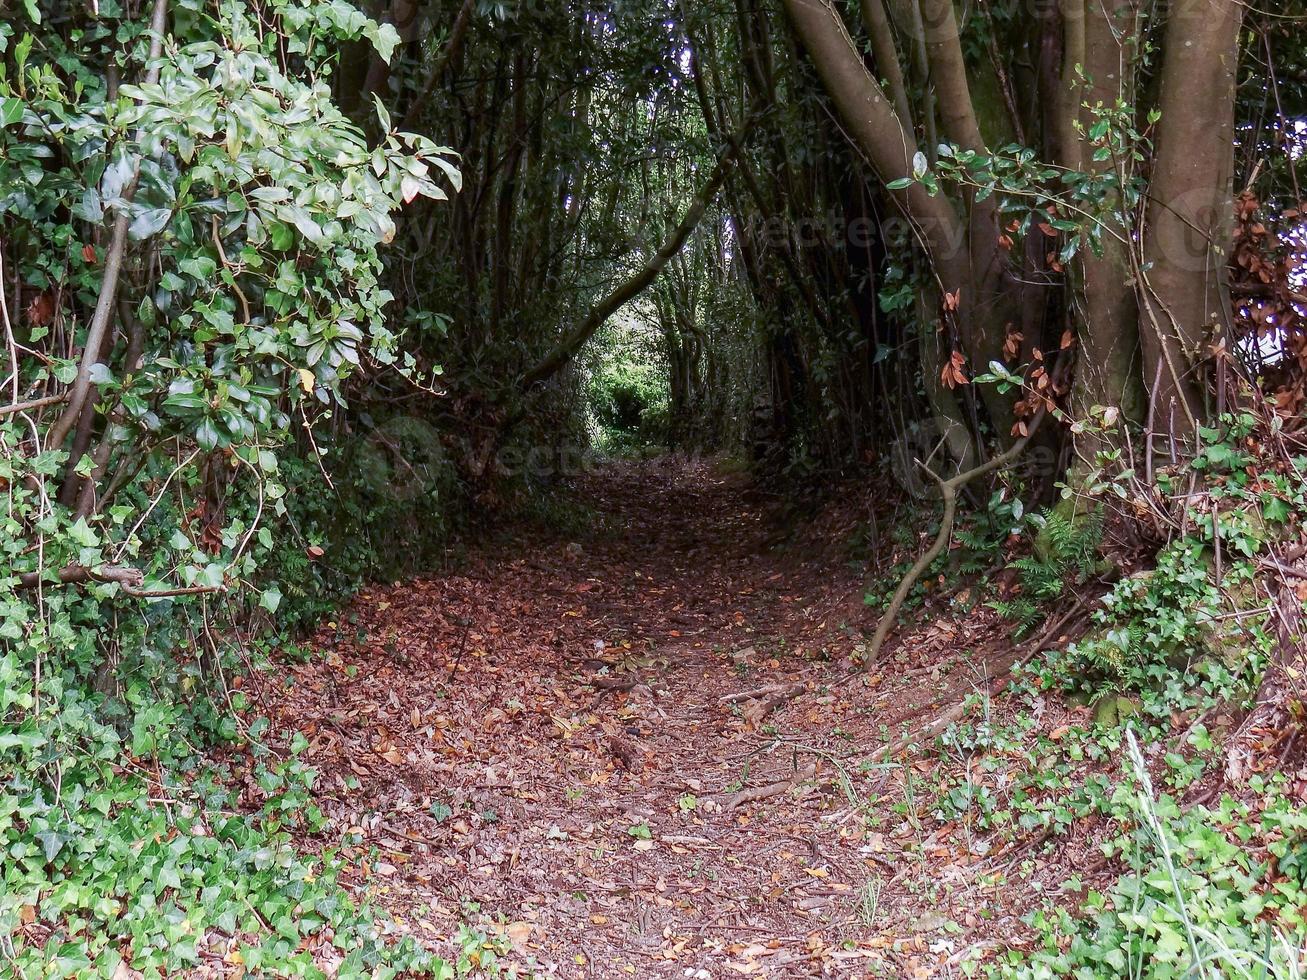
xmin=780 ymin=0 xmax=967 ymax=283
xmin=15 ymin=564 xmax=145 ymax=590
xmin=858 ymin=0 xmax=914 ymax=134
xmin=861 ymin=411 xmax=1045 ymax=670
xmin=519 ymin=128 xmax=747 ymax=390
xmin=45 ymin=0 xmax=168 ymax=451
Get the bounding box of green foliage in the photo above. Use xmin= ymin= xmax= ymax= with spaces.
xmin=990 ymin=741 xmax=1307 ymax=980
xmin=1057 ymin=424 xmax=1301 ymax=700
xmin=0 ymin=717 xmax=439 ymax=978
xmin=0 ymin=0 xmax=458 ymax=972
xmin=962 ymin=420 xmax=1307 ymax=978
xmin=586 ymin=319 xmax=670 ymax=454
xmin=990 ymin=509 xmax=1103 ymax=637
xmin=889 ymin=90 xmax=1155 ymax=268
xmin=1064 ymin=539 xmax=1228 ymax=691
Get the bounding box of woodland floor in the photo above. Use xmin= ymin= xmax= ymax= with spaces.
xmin=250 ymin=458 xmax=1110 ymax=978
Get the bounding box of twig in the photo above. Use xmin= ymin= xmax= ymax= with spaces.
xmin=446 ymin=609 xmax=473 ymax=682
xmin=123 ymin=583 xmax=227 ymax=598
xmin=713 ymin=763 xmax=820 ymax=812
xmin=0 ymin=392 xmax=69 ymax=417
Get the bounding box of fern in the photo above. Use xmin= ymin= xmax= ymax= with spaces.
xmin=990 ymin=596 xmax=1044 ymax=637
xmin=989 ymin=508 xmax=1105 ymax=633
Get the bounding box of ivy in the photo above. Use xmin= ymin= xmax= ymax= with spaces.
xmin=0 ymin=0 xmax=458 ymax=973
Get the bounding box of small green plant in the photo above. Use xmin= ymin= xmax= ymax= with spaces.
xmin=626 ymin=821 xmax=653 ymax=840
xmin=992 ymin=735 xmax=1307 ymax=980
xmin=430 ymin=800 xmax=455 ymax=822
xmin=989 ymin=508 xmax=1103 ymax=637
xmin=858 ymin=877 xmax=883 ymax=928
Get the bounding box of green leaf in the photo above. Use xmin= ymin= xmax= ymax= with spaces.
xmin=68 ymin=517 xmax=100 ymax=548
xmin=366 ymin=21 xmax=401 ymax=63
xmin=128 ymin=207 xmax=172 ymax=240
xmin=372 ymin=94 xmax=391 ymax=133
xmin=195 ymin=418 xmax=221 ymax=451
xmin=0 ymin=97 xmax=23 ymax=128
xmin=36 ymin=830 xmax=66 ymax=862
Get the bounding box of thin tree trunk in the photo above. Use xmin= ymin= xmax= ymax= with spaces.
xmin=1139 ymin=0 xmax=1244 ymax=442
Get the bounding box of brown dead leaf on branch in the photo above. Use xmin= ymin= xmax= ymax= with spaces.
xmin=941 ymin=350 xmax=969 ymax=389
xmin=26 ymin=291 xmax=55 ymax=326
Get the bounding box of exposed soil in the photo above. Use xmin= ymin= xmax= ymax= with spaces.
xmin=252 ymin=458 xmax=1104 ymax=977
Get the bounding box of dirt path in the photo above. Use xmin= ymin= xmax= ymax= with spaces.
xmin=258 ymin=459 xmax=1035 ymax=977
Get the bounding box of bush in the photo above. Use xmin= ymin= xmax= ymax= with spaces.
xmin=0 ymin=0 xmax=458 ymax=971
xmin=588 ymin=357 xmax=670 ymax=453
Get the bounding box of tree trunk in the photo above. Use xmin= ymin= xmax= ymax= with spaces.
xmin=1139 ymin=0 xmax=1243 ymax=444
xmin=1064 ymin=0 xmax=1146 ymax=444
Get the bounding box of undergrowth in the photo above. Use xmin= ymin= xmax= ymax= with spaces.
xmin=921 ymin=416 xmax=1307 ymax=977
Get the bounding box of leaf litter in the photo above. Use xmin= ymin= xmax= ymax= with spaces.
xmin=241 ymin=458 xmax=1109 ymax=977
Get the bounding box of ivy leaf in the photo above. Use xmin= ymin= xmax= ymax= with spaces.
xmin=36 ymin=831 xmax=67 ymax=862
xmin=68 ymin=517 xmax=100 ymax=548
xmin=366 ymin=21 xmax=401 ymax=63
xmin=128 ymin=207 xmax=172 ymax=240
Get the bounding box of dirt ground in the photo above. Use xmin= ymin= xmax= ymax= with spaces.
xmin=252 ymin=458 xmax=1104 ymax=977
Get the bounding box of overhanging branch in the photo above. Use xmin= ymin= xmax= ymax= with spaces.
xmin=518 ymin=128 xmax=748 ymax=392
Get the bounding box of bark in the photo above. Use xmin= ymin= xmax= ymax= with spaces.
xmin=1064 ymin=0 xmax=1146 ymax=436
xmin=916 ymin=0 xmax=985 ymax=153
xmin=782 ymin=0 xmax=1016 ymax=442
xmin=779 ymin=0 xmax=967 ymax=290
xmin=857 ymin=0 xmax=914 ymax=131
xmin=1139 ymin=0 xmax=1243 ymax=442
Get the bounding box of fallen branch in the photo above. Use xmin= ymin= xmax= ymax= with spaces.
xmin=719 ymin=681 xmax=803 ymax=705
xmin=122 ymin=583 xmax=227 ymax=598
xmin=1257 ymin=558 xmax=1307 ymax=580
xmin=590 ymin=674 xmax=641 ymax=692
xmin=869 ymin=598 xmax=1088 ymax=763
xmin=713 ymin=763 xmax=820 ymax=812
xmin=861 ymin=411 xmax=1045 ymax=671
xmin=15 ymin=564 xmax=145 ymax=590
